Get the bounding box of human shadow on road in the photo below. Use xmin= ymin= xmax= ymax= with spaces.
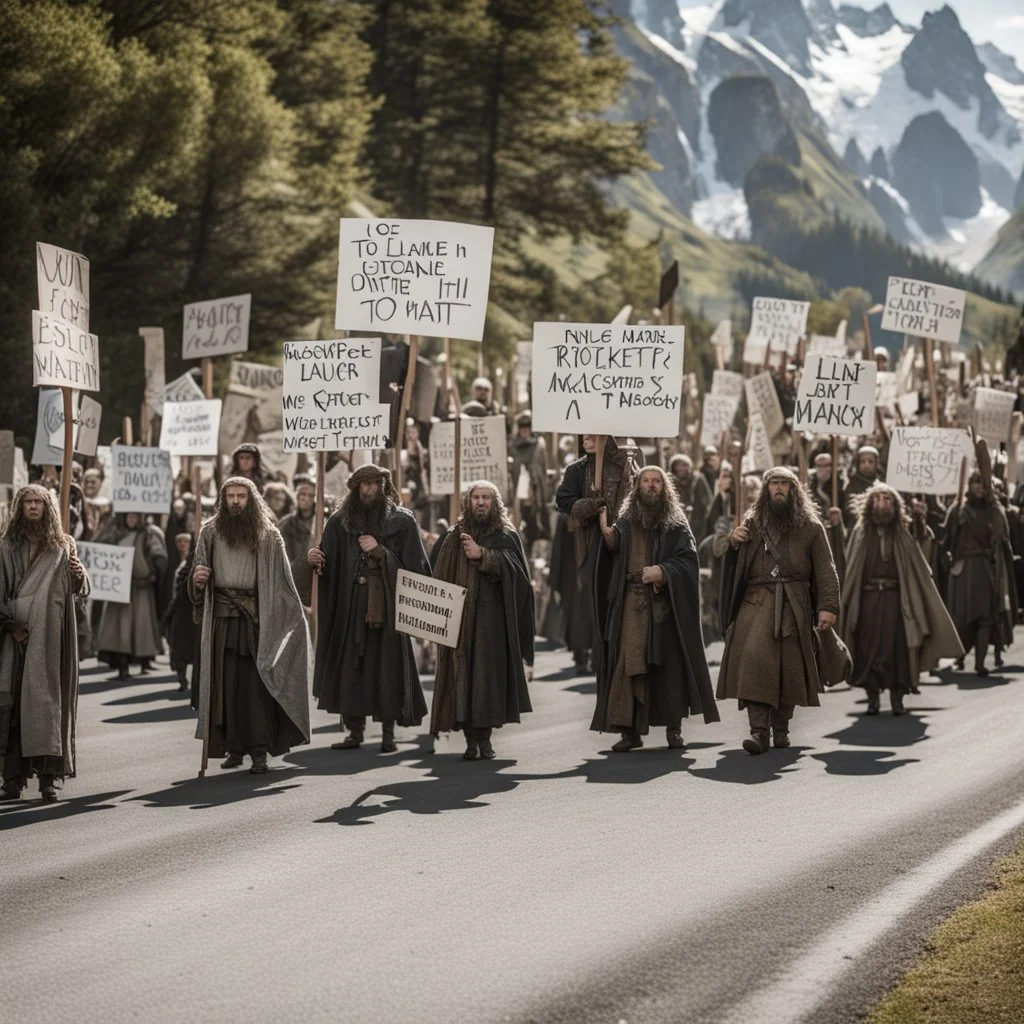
xmin=825 ymin=711 xmax=931 ymax=748
xmin=535 ymin=665 xmax=583 ymax=683
xmin=132 ymin=770 xmax=304 ymax=810
xmin=689 ymin=746 xmax=808 ymax=785
xmin=927 ymin=666 xmax=1012 ymax=690
xmin=0 ymin=789 xmax=131 ymax=831
xmin=103 ymin=687 xmax=190 ymax=706
xmin=565 ymin=679 xmax=597 ymax=696
xmin=103 ymin=704 xmax=196 ymax=725
xmin=812 ymin=749 xmax=919 ymax=775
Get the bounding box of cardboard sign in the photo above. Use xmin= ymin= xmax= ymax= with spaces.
xmin=742 ymin=410 xmax=773 ymax=474
xmin=711 ymin=319 xmax=732 ymax=352
xmin=700 ymin=395 xmax=739 ymax=448
xmin=281 ymin=339 xmax=390 ymax=452
xmin=394 ymin=569 xmax=466 ymax=648
xmin=515 ymin=341 xmax=533 ymax=406
xmin=75 ymin=395 xmax=101 ymax=457
xmin=159 ymin=399 xmax=223 ymax=456
xmin=971 ymin=387 xmax=1016 ymax=443
xmin=164 ymin=371 xmax=205 ymax=404
xmin=808 ymin=334 xmax=846 ymax=358
xmin=875 ymin=371 xmax=898 ymax=413
xmin=794 ymin=356 xmax=876 ymax=437
xmin=880 ymin=277 xmax=966 ymax=344
xmin=77 ymin=542 xmax=133 ymax=605
xmin=140 ymin=327 xmax=166 ymax=418
xmin=0 ymin=431 xmax=15 ymax=486
xmin=37 ymin=242 xmax=89 ymax=329
xmin=182 ymin=294 xmax=251 ymax=359
xmin=530 ymin=322 xmax=685 ymax=437
xmin=743 ymin=372 xmax=785 ymax=439
xmin=743 ymin=298 xmax=809 ymax=362
xmin=111 ymin=445 xmax=173 ymax=514
xmin=32 ymin=388 xmax=78 ymax=465
xmin=335 ymin=218 xmax=495 ymax=342
xmin=223 ymin=360 xmax=284 ymax=446
xmin=32 ymin=310 xmax=100 ymax=392
xmin=897 ymin=391 xmax=919 ymax=423
xmin=886 ymin=427 xmax=974 ymax=496
xmin=429 ymin=415 xmax=509 ymax=496
xmin=256 ymin=431 xmax=298 ymax=482
xmin=711 ymin=370 xmax=744 ymax=400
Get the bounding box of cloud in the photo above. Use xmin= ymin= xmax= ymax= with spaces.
xmin=994 ymin=15 xmax=1024 ymax=29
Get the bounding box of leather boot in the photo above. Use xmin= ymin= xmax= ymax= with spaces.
xmin=666 ymin=726 xmax=684 ymax=750
xmin=462 ymin=729 xmax=479 ymax=761
xmin=975 ymin=626 xmax=990 ymax=677
xmin=380 ymin=720 xmax=397 ymax=754
xmin=39 ymin=775 xmax=58 ymax=802
xmin=249 ymin=749 xmax=269 ymax=774
xmin=891 ymin=690 xmax=905 ymax=716
xmin=612 ymin=731 xmax=643 ymax=752
xmin=176 ymin=667 xmax=189 ymax=692
xmin=220 ymin=752 xmax=245 ymax=769
xmin=771 ymin=705 xmax=793 ymax=748
xmin=743 ymin=703 xmax=770 ymax=755
xmin=333 ymin=716 xmax=365 ymax=750
xmin=477 ymin=729 xmax=495 ymax=760
xmin=865 ymin=690 xmax=881 ymax=715
xmin=1 ymin=778 xmax=22 ymax=800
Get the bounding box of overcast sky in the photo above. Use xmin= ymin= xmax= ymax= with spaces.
xmin=678 ymin=1 xmax=1024 ymax=65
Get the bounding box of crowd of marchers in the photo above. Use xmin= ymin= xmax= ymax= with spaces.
xmin=1 ymin=367 xmax=1020 ymax=800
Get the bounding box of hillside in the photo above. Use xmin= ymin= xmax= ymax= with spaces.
xmin=975 ymin=208 xmax=1024 ymax=296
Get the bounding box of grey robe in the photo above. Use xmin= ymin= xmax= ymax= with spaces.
xmin=95 ymin=525 xmax=166 ymax=659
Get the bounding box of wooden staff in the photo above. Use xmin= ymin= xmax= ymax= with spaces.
xmin=956 ymin=455 xmax=968 ymax=506
xmin=594 ymin=435 xmax=607 ymax=493
xmin=58 ymin=388 xmax=74 ymax=533
xmin=450 ymin=414 xmax=462 ymax=525
xmin=191 ymin=463 xmax=202 ymax=545
xmin=923 ymin=338 xmax=939 ymax=427
xmin=194 ymin=461 xmax=207 ymax=776
xmin=793 ymin=427 xmax=808 ymax=485
xmin=141 ymin=396 xmax=150 ymax=447
xmin=394 ymin=335 xmax=420 ymax=497
xmin=310 ymin=450 xmax=326 ymax=645
xmin=201 ymin=357 xmax=214 ymax=400
xmin=862 ymin=310 xmax=874 ymax=359
xmin=122 ymin=416 xmax=134 ymax=447
xmin=830 ymin=434 xmax=840 ymax=510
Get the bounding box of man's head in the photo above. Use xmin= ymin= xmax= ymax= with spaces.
xmin=175 ymin=533 xmax=192 ymax=559
xmin=263 ymin=482 xmax=293 ymax=518
xmin=82 ymin=468 xmax=102 ymax=499
xmin=472 ymin=377 xmax=493 ymax=405
xmin=231 ymin=444 xmax=262 ymax=482
xmin=638 ymin=468 xmax=665 ymax=501
xmin=754 ymin=467 xmax=817 ymax=533
xmin=470 ymin=485 xmax=495 ymax=521
xmin=968 ymin=471 xmax=986 ymax=501
xmin=702 ymin=446 xmax=720 ymax=473
xmin=125 ymin=512 xmax=142 ymax=530
xmin=814 ymin=453 xmax=832 ymax=481
xmin=460 ymin=480 xmax=510 ymax=535
xmin=236 ymin=452 xmax=254 ymax=474
xmin=582 ymin=435 xmax=599 ymax=455
xmin=856 ymin=446 xmax=879 ymax=479
xmin=3 ymin=484 xmax=64 ymax=551
xmin=359 ymin=477 xmax=381 ymax=503
xmin=669 ymin=453 xmax=692 ymax=482
xmin=339 ymin=465 xmax=396 ymax=535
xmin=517 ymin=412 xmax=532 ymax=439
xmin=213 ymin=477 xmax=275 ymax=549
xmin=874 ymin=347 xmax=889 ymax=371
xmin=295 ymin=481 xmax=315 ymax=515
xmin=718 ymin=463 xmax=733 ymax=494
xmin=860 ymin=483 xmax=906 ymax=529
xmin=619 ymin=466 xmax=687 ymax=531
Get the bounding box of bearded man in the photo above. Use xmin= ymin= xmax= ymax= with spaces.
xmin=555 ymin=435 xmax=641 ymax=673
xmin=278 ymin=477 xmax=316 ymax=608
xmin=844 ymin=445 xmax=882 ymax=528
xmin=0 ymin=486 xmax=88 ymax=801
xmin=308 ymin=465 xmax=430 ymax=753
xmin=190 ymin=478 xmax=309 ymax=774
xmin=431 ymin=481 xmax=534 ymax=761
xmin=230 ymin=443 xmax=265 ymax=493
xmin=718 ymin=467 xmax=847 ymax=754
xmin=95 ymin=512 xmax=167 ymax=680
xmin=942 ymin=471 xmax=1017 ymax=676
xmin=593 ymin=467 xmax=718 ymax=751
xmin=841 ymin=485 xmax=962 ymax=715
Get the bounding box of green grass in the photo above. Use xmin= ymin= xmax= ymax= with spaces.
xmin=869 ymin=842 xmax=1024 ymax=1024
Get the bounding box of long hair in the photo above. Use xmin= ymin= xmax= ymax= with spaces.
xmin=617 ymin=466 xmax=689 ymax=530
xmin=3 ymin=485 xmax=67 ymax=553
xmin=747 ymin=475 xmax=820 ymax=529
xmin=211 ymin=476 xmax=277 ymax=540
xmin=857 ymin=483 xmax=910 ymax=528
xmin=459 ymin=480 xmax=513 ymax=531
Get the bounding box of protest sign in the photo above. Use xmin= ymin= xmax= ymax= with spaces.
xmin=743 ymin=372 xmax=785 ymax=438
xmin=700 ymin=395 xmax=739 ymax=449
xmin=429 ymin=415 xmax=508 ymax=496
xmin=808 ymin=334 xmax=846 ymax=359
xmin=77 ymin=542 xmax=133 ymax=605
xmin=880 ymin=277 xmax=966 ymax=344
xmin=164 ymin=370 xmax=206 ymax=404
xmin=794 ymin=356 xmax=876 ymax=437
xmin=897 ymin=391 xmax=919 ymax=424
xmin=94 ymin=446 xmax=113 ymax=499
xmin=875 ymin=371 xmax=898 ymax=412
xmin=226 ymin=361 xmax=283 ymax=438
xmin=32 ymin=311 xmax=100 ymax=392
xmin=218 ymin=389 xmax=259 ymax=454
xmin=37 ymin=242 xmax=89 ymax=329
xmin=394 ymin=569 xmax=466 ymax=649
xmin=281 ymin=338 xmax=391 ymax=452
xmin=335 ymin=218 xmax=494 ymax=342
xmin=886 ymin=427 xmax=974 ymax=495
xmin=159 ymin=399 xmax=222 ymax=456
xmin=711 ymin=319 xmax=732 ymax=354
xmin=0 ymin=431 xmax=14 ymax=486
xmin=75 ymin=396 xmax=101 ymax=457
xmin=711 ymin=370 xmax=744 ymax=400
xmin=32 ymin=388 xmax=78 ymax=465
xmin=140 ymin=327 xmax=166 ymax=418
xmin=12 ymin=449 xmax=27 ymax=492
xmin=515 ymin=341 xmax=533 ymax=406
xmin=182 ymin=294 xmax=251 ymax=359
xmin=111 ymin=445 xmax=173 ymax=514
xmin=745 ymin=410 xmax=774 ymax=473
xmin=256 ymin=431 xmax=298 ymax=482
xmin=530 ymin=323 xmax=685 ymax=436
xmin=971 ymin=387 xmax=1016 ymax=443
xmin=743 ymin=298 xmax=809 ymax=362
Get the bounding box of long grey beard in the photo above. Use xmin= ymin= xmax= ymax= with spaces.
xmin=635 ymin=491 xmax=669 ymax=532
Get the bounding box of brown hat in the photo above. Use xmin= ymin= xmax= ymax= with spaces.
xmin=762 ymin=466 xmax=800 ymax=485
xmin=347 ymin=464 xmax=392 ymax=491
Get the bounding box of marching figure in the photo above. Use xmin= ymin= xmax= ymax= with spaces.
xmin=190 ymin=478 xmax=310 ymax=773
xmin=594 ymin=467 xmax=719 ymax=751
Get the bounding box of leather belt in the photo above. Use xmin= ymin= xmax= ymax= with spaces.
xmin=863 ymin=578 xmax=899 ymax=591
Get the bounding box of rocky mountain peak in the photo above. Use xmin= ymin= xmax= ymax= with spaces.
xmin=844 ymin=137 xmax=868 ymax=177
xmin=869 ymin=146 xmax=890 ymax=181
xmin=977 ymin=43 xmax=1024 ymax=87
xmin=719 ymin=0 xmax=814 ymax=74
xmin=835 ymin=3 xmax=903 ymax=38
xmin=805 ymin=0 xmax=841 ymax=45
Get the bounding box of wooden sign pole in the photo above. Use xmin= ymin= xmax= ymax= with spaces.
xmin=794 ymin=427 xmax=808 ymax=485
xmin=830 ymin=434 xmax=840 ymax=510
xmin=923 ymin=338 xmax=939 ymax=427
xmin=310 ymin=450 xmax=326 ymax=644
xmin=122 ymin=416 xmax=134 ymax=447
xmin=194 ymin=459 xmax=206 ymax=777
xmin=394 ymin=335 xmax=420 ymax=498
xmin=862 ymin=311 xmax=874 ymax=359
xmin=59 ymin=388 xmax=74 ymax=533
xmin=450 ymin=414 xmax=462 ymax=525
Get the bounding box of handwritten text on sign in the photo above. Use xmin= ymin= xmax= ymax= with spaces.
xmin=744 ymin=298 xmax=810 ymax=361
xmin=880 ymin=277 xmax=966 ymax=345
xmin=700 ymin=395 xmax=739 ymax=448
xmin=711 ymin=370 xmax=744 ymax=400
xmin=37 ymin=242 xmax=89 ymax=330
xmin=281 ymin=339 xmax=390 ymax=452
xmin=335 ymin=219 xmax=494 ymax=342
xmin=77 ymin=542 xmax=133 ymax=605
xmin=394 ymin=569 xmax=466 ymax=649
xmin=182 ymin=294 xmax=251 ymax=359
xmin=159 ymin=400 xmax=222 ymax=456
xmin=32 ymin=311 xmax=100 ymax=392
xmin=886 ymin=427 xmax=974 ymax=496
xmin=971 ymin=386 xmax=1016 ymax=443
xmin=530 ymin=323 xmax=685 ymax=436
xmin=112 ymin=445 xmax=173 ymax=514
xmin=429 ymin=416 xmax=509 ymax=496
xmin=795 ymin=356 xmax=877 ymax=437
xmin=744 ymin=372 xmax=785 ymax=439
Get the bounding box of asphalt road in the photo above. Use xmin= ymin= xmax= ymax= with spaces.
xmin=4 ymin=636 xmax=1024 ymax=1024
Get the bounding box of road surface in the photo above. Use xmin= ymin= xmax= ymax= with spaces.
xmin=4 ymin=638 xmax=1024 ymax=1023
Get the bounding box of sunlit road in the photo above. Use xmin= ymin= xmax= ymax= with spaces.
xmin=4 ymin=637 xmax=1024 ymax=1024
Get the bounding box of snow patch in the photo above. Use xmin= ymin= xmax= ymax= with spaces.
xmin=692 ymin=188 xmax=752 ymax=240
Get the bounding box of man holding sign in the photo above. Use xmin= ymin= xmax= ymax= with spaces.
xmin=308 ymin=465 xmax=430 ymax=753
xmin=0 ymin=486 xmax=88 ymax=802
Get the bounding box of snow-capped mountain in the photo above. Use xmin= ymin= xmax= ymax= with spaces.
xmin=615 ymin=0 xmax=1024 ymax=278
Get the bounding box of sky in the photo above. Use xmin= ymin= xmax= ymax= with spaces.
xmin=677 ymin=1 xmax=1024 ymax=66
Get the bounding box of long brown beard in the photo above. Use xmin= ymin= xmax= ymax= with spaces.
xmin=217 ymin=504 xmax=262 ymax=550
xmin=340 ymin=491 xmax=389 ymax=537
xmin=762 ymin=493 xmax=796 ymax=535
xmin=635 ymin=489 xmax=670 ymax=531
xmin=466 ymin=504 xmax=500 ymax=541
xmin=870 ymin=506 xmax=896 ymax=529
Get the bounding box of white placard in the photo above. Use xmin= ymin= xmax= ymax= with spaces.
xmin=94 ymin=446 xmax=113 ymax=500
xmin=256 ymin=431 xmax=298 ymax=482
xmin=77 ymin=542 xmax=133 ymax=605
xmin=33 ymin=388 xmax=78 ymax=465
xmin=12 ymin=449 xmax=27 ymax=492
xmin=111 ymin=445 xmax=173 ymax=514
xmin=880 ymin=277 xmax=966 ymax=344
xmin=164 ymin=371 xmax=206 ymax=404
xmin=743 ymin=410 xmax=774 ymax=473
xmin=971 ymin=387 xmax=1016 ymax=443
xmin=394 ymin=569 xmax=466 ymax=649
xmin=281 ymin=339 xmax=390 ymax=452
xmin=795 ymin=356 xmax=876 ymax=437
xmin=429 ymin=415 xmax=509 ymax=496
xmin=886 ymin=427 xmax=974 ymax=496
xmin=335 ymin=218 xmax=495 ymax=342
xmin=711 ymin=319 xmax=732 ymax=351
xmin=32 ymin=310 xmax=100 ymax=392
xmin=700 ymin=395 xmax=739 ymax=449
xmin=75 ymin=396 xmax=101 ymax=458
xmin=140 ymin=327 xmax=166 ymax=417
xmin=875 ymin=371 xmax=898 ymax=412
xmin=530 ymin=322 xmax=685 ymax=437
xmin=897 ymin=391 xmax=919 ymax=423
xmin=743 ymin=298 xmax=810 ymax=362
xmin=711 ymin=370 xmax=744 ymax=400
xmin=743 ymin=372 xmax=785 ymax=439
xmin=182 ymin=294 xmax=251 ymax=359
xmin=515 ymin=341 xmax=533 ymax=406
xmin=159 ymin=399 xmax=223 ymax=456
xmin=37 ymin=242 xmax=89 ymax=329
xmin=808 ymin=334 xmax=846 ymax=358
xmin=228 ymin=360 xmax=283 ymax=435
